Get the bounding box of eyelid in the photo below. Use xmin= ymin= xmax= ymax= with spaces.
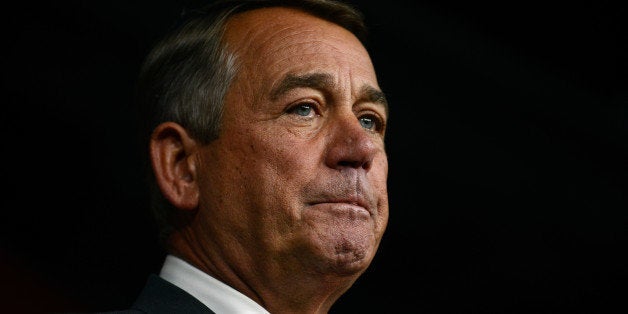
xmin=359 ymin=111 xmax=386 ymax=133
xmin=356 ymin=102 xmax=387 ymax=120
xmin=285 ymin=98 xmax=322 ymax=118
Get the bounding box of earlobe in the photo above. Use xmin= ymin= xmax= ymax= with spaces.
xmin=150 ymin=122 xmax=200 ymax=211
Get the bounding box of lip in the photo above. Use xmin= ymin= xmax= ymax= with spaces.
xmin=310 ymin=197 xmax=372 ymax=216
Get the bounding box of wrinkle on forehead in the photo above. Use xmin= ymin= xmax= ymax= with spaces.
xmin=224 ymin=6 xmax=380 ymax=102
xmin=225 ymin=7 xmax=371 ymax=66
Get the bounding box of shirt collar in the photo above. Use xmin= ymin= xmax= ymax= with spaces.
xmin=159 ymin=254 xmax=270 ymax=314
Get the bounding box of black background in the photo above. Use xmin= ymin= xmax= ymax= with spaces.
xmin=2 ymin=1 xmax=627 ymax=313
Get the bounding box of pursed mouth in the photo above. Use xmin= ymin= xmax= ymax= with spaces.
xmin=309 ymin=198 xmax=372 ymax=216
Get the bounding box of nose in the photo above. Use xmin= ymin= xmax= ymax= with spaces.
xmin=325 ymin=112 xmax=379 ymax=171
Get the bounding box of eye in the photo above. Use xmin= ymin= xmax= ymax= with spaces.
xmin=287 ymin=102 xmax=318 ymax=118
xmin=358 ymin=113 xmax=384 ymax=132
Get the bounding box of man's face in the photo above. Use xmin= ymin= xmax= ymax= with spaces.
xmin=194 ymin=7 xmax=388 ymax=283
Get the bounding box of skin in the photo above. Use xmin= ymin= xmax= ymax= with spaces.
xmin=150 ymin=7 xmax=389 ymax=314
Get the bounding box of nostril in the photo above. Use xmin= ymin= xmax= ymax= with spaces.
xmin=338 ymin=160 xmax=371 ymax=169
xmin=338 ymin=160 xmax=356 ymax=168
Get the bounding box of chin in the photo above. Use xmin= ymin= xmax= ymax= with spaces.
xmin=300 ymin=206 xmax=381 ymax=276
xmin=321 ymin=235 xmax=378 ymax=276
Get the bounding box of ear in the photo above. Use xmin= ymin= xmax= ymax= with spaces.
xmin=150 ymin=122 xmax=200 ymax=211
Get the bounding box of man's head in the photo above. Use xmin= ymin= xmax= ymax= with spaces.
xmin=137 ymin=0 xmax=372 ymax=244
xmin=138 ymin=0 xmax=389 ymax=312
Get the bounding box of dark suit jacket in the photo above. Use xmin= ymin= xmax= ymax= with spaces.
xmin=96 ymin=274 xmax=215 ymax=314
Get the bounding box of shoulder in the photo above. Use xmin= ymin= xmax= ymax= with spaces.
xmin=91 ymin=311 xmax=144 ymax=314
xmin=88 ymin=274 xmax=214 ymax=314
xmin=65 ymin=310 xmax=144 ymax=314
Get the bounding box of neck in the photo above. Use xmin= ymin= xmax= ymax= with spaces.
xmin=168 ymin=231 xmax=360 ymax=313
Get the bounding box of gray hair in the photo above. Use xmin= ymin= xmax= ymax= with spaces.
xmin=136 ymin=0 xmax=369 ymax=247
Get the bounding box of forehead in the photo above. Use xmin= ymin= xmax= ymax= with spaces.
xmin=223 ymin=6 xmax=377 ymax=86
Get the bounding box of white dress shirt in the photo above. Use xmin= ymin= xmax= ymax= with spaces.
xmin=159 ymin=254 xmax=270 ymax=314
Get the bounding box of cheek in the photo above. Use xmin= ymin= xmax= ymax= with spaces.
xmin=243 ymin=138 xmax=322 ymax=238
xmin=371 ymin=155 xmax=390 ymax=227
xmin=252 ymin=136 xmax=320 ymax=186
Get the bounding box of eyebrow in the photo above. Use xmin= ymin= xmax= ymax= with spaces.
xmin=359 ymin=85 xmax=389 ymax=116
xmin=269 ymin=72 xmax=389 ymax=114
xmin=270 ymin=73 xmax=334 ymax=100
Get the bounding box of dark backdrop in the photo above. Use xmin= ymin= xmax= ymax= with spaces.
xmin=2 ymin=1 xmax=627 ymax=313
